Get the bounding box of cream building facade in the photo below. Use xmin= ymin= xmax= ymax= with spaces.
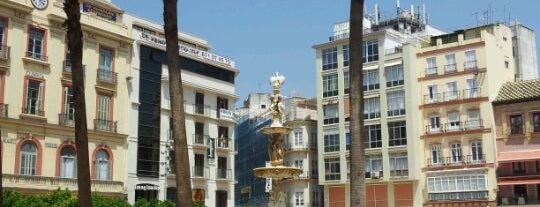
xmin=416 ymin=24 xmax=515 ymax=207
xmin=313 ymin=11 xmax=441 ymax=206
xmin=123 ymin=14 xmax=238 ymax=206
xmin=0 ymin=0 xmax=131 ymax=197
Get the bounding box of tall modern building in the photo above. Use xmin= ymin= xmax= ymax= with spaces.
xmin=313 ymin=7 xmax=442 ymax=207
xmin=123 ymin=14 xmax=238 ymax=206
xmin=235 ymin=93 xmax=322 ymax=207
xmin=492 ymin=79 xmax=540 ymax=206
xmin=416 ymin=24 xmax=515 ymax=207
xmin=0 ymin=0 xmax=130 ymax=197
xmin=510 ymin=23 xmax=538 ymax=81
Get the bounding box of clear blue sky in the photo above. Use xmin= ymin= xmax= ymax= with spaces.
xmin=113 ymin=0 xmax=540 ymax=105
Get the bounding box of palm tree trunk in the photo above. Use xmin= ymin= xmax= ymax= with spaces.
xmin=63 ymin=1 xmax=92 ymax=206
xmin=349 ymin=0 xmax=366 ymax=206
xmin=163 ymin=1 xmax=193 ymax=206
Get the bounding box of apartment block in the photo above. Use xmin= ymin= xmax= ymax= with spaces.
xmin=0 ymin=0 xmax=131 ymax=197
xmin=313 ymin=9 xmax=440 ymax=206
xmin=510 ymin=23 xmax=538 ymax=81
xmin=493 ymin=79 xmax=540 ymax=206
xmin=123 ymin=14 xmax=238 ymax=206
xmin=416 ymin=24 xmax=515 ymax=207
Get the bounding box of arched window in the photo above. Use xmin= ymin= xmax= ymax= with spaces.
xmin=95 ymin=150 xmax=110 ymax=180
xmin=20 ymin=142 xmax=37 ymax=175
xmin=60 ymin=146 xmax=77 ymax=178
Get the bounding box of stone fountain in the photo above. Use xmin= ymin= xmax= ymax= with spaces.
xmin=252 ymin=73 xmax=302 ymax=207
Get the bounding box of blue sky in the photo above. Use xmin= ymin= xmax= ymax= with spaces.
xmin=113 ymin=0 xmax=540 ymax=105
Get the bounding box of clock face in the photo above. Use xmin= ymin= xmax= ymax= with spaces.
xmin=31 ymin=0 xmax=48 ymax=10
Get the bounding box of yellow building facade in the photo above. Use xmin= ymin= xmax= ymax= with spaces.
xmin=0 ymin=0 xmax=131 ymax=197
xmin=415 ymin=24 xmax=515 ymax=206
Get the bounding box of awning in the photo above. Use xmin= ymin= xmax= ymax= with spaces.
xmin=498 ymin=151 xmax=540 ymax=162
xmin=384 ymin=60 xmax=402 ymax=67
xmin=498 ymin=178 xmax=540 ymax=186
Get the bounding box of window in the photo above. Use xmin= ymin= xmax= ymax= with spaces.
xmin=365 ymin=156 xmax=383 ymax=178
xmin=323 ymin=104 xmax=338 ymax=125
xmin=20 ymin=142 xmax=38 ymax=175
xmin=324 ymin=131 xmax=339 ymax=152
xmin=426 ymin=57 xmax=437 ymax=75
xmin=389 ymin=155 xmax=408 ymax=177
xmin=512 ymin=162 xmax=526 ymax=175
xmin=27 ymin=28 xmax=46 ymax=60
xmin=363 ymin=40 xmax=379 ymax=63
xmin=294 ymin=130 xmax=303 ymax=147
xmin=471 ymin=141 xmax=483 ymax=163
xmin=532 ymin=112 xmax=540 ymax=132
xmin=61 ymin=86 xmax=74 ymax=126
xmin=464 ymin=50 xmax=477 ymax=70
xmin=94 ymin=150 xmax=110 ymax=180
xmin=447 ymin=112 xmax=461 ymax=131
xmin=431 ymin=144 xmax=442 ymax=165
xmin=505 ymin=61 xmax=509 ymax=69
xmin=387 ymin=90 xmax=405 ymax=116
xmin=428 ymin=115 xmax=441 ymax=133
xmin=96 ymin=94 xmax=112 ymax=131
xmin=64 ymin=47 xmax=71 ymax=70
xmin=60 ymin=146 xmax=77 ymax=178
xmin=385 ymin=64 xmax=404 ymax=87
xmin=364 ymin=97 xmax=380 ymax=119
xmin=0 ymin=19 xmax=6 ymax=58
xmin=311 ymin=159 xmax=318 ymax=178
xmin=322 ymin=47 xmax=338 ymax=70
xmin=324 ymin=157 xmax=340 ymax=180
xmin=467 ymin=110 xmax=481 ymax=129
xmin=427 ymin=175 xmax=488 ymax=201
xmin=426 ymin=85 xmax=439 ymax=103
xmin=450 ymin=143 xmax=462 ymax=164
xmin=343 ymin=45 xmax=349 ymax=67
xmin=444 ymin=54 xmax=457 ymax=73
xmin=312 ymin=190 xmax=321 ymax=207
xmin=509 ymin=114 xmax=523 ymax=134
xmin=465 ymin=79 xmax=479 ymax=98
xmin=322 ymin=74 xmax=338 ymax=97
xmin=294 ymin=160 xmax=304 ymax=176
xmin=363 ymin=70 xmax=379 ymax=91
xmin=98 ymin=47 xmax=114 ymax=82
xmin=345 ymin=132 xmax=350 ymax=151
xmin=365 ymin=124 xmax=382 ymax=149
xmin=343 ymin=71 xmax=350 ymax=94
xmin=445 ymin=82 xmax=458 ymax=101
xmin=310 ymin=130 xmax=317 ymax=148
xmin=295 ymin=191 xmax=305 ymax=207
xmin=388 ymin=121 xmax=407 ymax=146
xmin=24 ymin=79 xmax=44 ymax=116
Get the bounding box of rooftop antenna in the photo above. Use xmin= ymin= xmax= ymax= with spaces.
xmin=396 ymin=0 xmax=401 ymax=15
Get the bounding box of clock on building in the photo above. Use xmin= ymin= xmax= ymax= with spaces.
xmin=31 ymin=0 xmax=48 ymax=10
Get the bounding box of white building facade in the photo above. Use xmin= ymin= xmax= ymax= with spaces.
xmin=123 ymin=14 xmax=238 ymax=206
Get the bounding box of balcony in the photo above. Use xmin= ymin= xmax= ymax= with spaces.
xmin=58 ymin=113 xmax=74 ymax=127
xmin=216 ymin=137 xmax=231 ymax=150
xmin=425 ymin=67 xmax=438 ymax=76
xmin=323 ymin=117 xmax=339 ymax=125
xmin=2 ymin=174 xmax=124 ymax=194
xmin=190 ymin=103 xmax=213 ymax=118
xmin=390 ymin=169 xmax=408 ymax=178
xmin=22 ymin=107 xmax=45 ymax=117
xmin=25 ymin=51 xmax=48 ymax=62
xmin=62 ymin=61 xmax=86 ymax=77
xmin=0 ymin=103 xmax=8 ymax=118
xmin=285 ymin=143 xmax=316 ymax=152
xmin=93 ymin=119 xmax=117 ymax=133
xmin=217 ymin=108 xmax=235 ymax=122
xmin=425 ymin=119 xmax=485 ymax=136
xmin=216 ymin=169 xmax=232 ymax=180
xmin=423 ymin=88 xmax=484 ymax=106
xmin=191 ymin=166 xmax=209 ymax=179
xmin=427 ymin=154 xmax=486 ymax=169
xmin=464 ymin=60 xmax=478 ymax=71
xmin=96 ymin=69 xmax=117 ymax=85
xmin=444 ymin=64 xmax=457 ymax=74
xmin=385 ymin=46 xmax=402 ymax=55
xmin=192 ymin=134 xmax=208 ymax=147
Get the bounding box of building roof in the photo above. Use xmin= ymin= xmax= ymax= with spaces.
xmin=493 ymin=79 xmax=540 ymax=105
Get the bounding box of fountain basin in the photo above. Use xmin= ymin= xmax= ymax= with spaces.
xmin=260 ymin=126 xmax=292 ymax=135
xmin=253 ymin=166 xmax=302 ymax=179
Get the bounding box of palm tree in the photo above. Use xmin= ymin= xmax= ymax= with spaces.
xmin=163 ymin=0 xmax=193 ymax=206
xmin=349 ymin=0 xmax=366 ymax=206
xmin=63 ymin=0 xmax=92 ymax=206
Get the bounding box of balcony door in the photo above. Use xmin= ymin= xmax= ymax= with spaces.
xmin=450 ymin=143 xmax=462 ymax=164
xmin=429 ymin=115 xmax=441 ymax=133
xmin=467 ymin=110 xmax=481 ymax=129
xmin=194 ymin=154 xmax=205 ymax=177
xmin=446 ymin=82 xmax=458 ymax=101
xmin=215 ymin=190 xmax=227 ymax=207
xmin=217 ymin=157 xmax=227 ymax=179
xmin=195 ymin=92 xmax=204 ymax=114
xmin=427 ymin=85 xmax=438 ymax=103
xmin=466 ymin=79 xmax=479 ymax=98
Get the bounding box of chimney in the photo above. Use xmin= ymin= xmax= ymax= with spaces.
xmin=374 ymin=4 xmax=380 ymax=25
